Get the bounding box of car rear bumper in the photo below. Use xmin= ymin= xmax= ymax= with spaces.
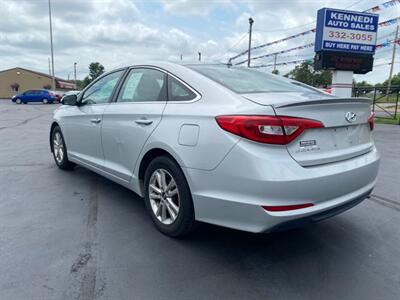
xmin=183 ymin=139 xmax=380 ymax=233
xmin=264 ymin=189 xmax=372 ymax=233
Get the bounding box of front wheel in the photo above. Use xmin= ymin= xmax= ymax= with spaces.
xmin=51 ymin=126 xmax=75 ymax=170
xmin=42 ymin=98 xmax=48 ymax=104
xmin=15 ymin=98 xmax=22 ymax=104
xmin=144 ymin=156 xmax=196 ymax=237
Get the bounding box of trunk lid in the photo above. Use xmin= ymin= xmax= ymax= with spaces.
xmin=242 ymin=92 xmax=373 ymax=167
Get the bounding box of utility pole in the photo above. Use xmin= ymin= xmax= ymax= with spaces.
xmin=74 ymin=62 xmax=77 ymax=86
xmin=180 ymin=54 xmax=183 ymax=61
xmin=48 ymin=0 xmax=56 ymax=91
xmin=247 ymin=17 xmax=254 ymax=68
xmin=386 ymin=24 xmax=399 ymax=100
xmin=198 ymin=52 xmax=201 ymax=62
xmin=273 ymin=54 xmax=277 ymax=72
xmin=48 ymin=57 xmax=51 ymax=75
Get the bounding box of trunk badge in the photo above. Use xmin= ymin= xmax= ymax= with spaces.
xmin=297 ymin=140 xmax=320 ymax=153
xmin=345 ymin=112 xmax=357 ymax=123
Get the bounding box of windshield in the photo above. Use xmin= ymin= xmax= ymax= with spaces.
xmin=188 ymin=65 xmax=319 ymax=94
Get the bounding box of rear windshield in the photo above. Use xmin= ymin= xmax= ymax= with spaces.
xmin=188 ymin=65 xmax=318 ymax=94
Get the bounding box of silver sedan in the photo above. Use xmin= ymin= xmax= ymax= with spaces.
xmin=50 ymin=62 xmax=380 ymax=237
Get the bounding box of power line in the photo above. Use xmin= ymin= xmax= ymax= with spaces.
xmin=345 ymin=0 xmax=365 ymax=9
xmin=246 ymin=35 xmax=397 ymax=66
xmin=236 ymin=16 xmax=400 ymax=65
xmin=229 ymin=0 xmax=400 ymax=62
xmin=254 ymin=22 xmax=315 ymax=33
xmin=251 ymin=39 xmax=400 ymax=69
xmin=253 ymin=0 xmax=366 ymax=33
xmin=226 ymin=32 xmax=248 ymax=52
xmin=214 ymin=32 xmax=248 ymax=62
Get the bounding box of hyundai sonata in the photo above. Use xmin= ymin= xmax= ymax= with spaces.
xmin=50 ymin=62 xmax=380 ymax=237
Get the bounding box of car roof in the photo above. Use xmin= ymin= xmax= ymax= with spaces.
xmin=114 ymin=61 xmax=227 ymax=72
xmin=23 ymin=89 xmax=48 ymax=92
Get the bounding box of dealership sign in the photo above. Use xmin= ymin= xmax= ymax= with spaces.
xmin=315 ymin=8 xmax=379 ymax=54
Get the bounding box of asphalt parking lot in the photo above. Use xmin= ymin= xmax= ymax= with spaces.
xmin=0 ymin=100 xmax=399 ymax=300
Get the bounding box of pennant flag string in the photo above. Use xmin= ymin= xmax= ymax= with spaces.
xmin=235 ymin=43 xmax=315 ymax=65
xmin=235 ymin=16 xmax=400 ymax=65
xmin=251 ymin=38 xmax=400 ymax=69
xmin=364 ymin=0 xmax=400 ymax=12
xmin=229 ymin=0 xmax=400 ymax=62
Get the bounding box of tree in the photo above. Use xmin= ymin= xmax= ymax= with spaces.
xmin=88 ymin=62 xmax=105 ymax=81
xmin=286 ymin=62 xmax=314 ymax=85
xmin=79 ymin=62 xmax=106 ymax=89
xmin=380 ymin=72 xmax=400 ymax=87
xmin=285 ymin=61 xmax=332 ymax=87
xmin=75 ymin=80 xmax=85 ymax=90
xmin=354 ymin=80 xmax=373 ymax=88
xmin=82 ymin=76 xmax=92 ymax=88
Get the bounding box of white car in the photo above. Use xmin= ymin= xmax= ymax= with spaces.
xmin=50 ymin=62 xmax=380 ymax=237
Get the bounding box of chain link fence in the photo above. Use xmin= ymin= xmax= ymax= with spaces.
xmin=353 ymin=85 xmax=400 ymax=124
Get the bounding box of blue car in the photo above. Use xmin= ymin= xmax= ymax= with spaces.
xmin=11 ymin=89 xmax=57 ymax=104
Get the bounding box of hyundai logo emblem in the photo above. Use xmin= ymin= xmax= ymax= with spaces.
xmin=345 ymin=112 xmax=357 ymax=123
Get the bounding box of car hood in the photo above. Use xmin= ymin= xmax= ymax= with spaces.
xmin=241 ymin=91 xmax=336 ymax=107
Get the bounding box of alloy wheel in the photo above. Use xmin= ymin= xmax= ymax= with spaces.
xmin=53 ymin=132 xmax=64 ymax=164
xmin=148 ymin=168 xmax=180 ymax=225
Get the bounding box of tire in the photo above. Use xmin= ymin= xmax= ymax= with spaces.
xmin=42 ymin=98 xmax=48 ymax=104
xmin=51 ymin=126 xmax=75 ymax=170
xmin=15 ymin=98 xmax=22 ymax=104
xmin=144 ymin=155 xmax=196 ymax=237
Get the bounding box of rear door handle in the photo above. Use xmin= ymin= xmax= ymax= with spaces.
xmin=135 ymin=119 xmax=153 ymax=126
xmin=90 ymin=118 xmax=101 ymax=124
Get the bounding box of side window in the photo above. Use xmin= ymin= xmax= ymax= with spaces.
xmin=81 ymin=70 xmax=124 ymax=105
xmin=168 ymin=76 xmax=197 ymax=101
xmin=117 ymin=68 xmax=167 ymax=102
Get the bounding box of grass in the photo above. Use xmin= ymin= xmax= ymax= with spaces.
xmin=375 ymin=94 xmax=399 ymax=103
xmin=375 ymin=116 xmax=400 ymax=125
xmin=362 ymin=94 xmax=399 ymax=103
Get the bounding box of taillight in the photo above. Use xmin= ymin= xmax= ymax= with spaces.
xmin=368 ymin=112 xmax=374 ymax=131
xmin=215 ymin=115 xmax=324 ymax=145
xmin=262 ymin=203 xmax=314 ymax=212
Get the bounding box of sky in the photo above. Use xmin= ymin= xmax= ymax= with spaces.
xmin=0 ymin=0 xmax=399 ymax=83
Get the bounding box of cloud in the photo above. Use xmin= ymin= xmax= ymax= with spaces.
xmin=0 ymin=0 xmax=397 ymax=83
xmin=0 ymin=0 xmax=195 ymax=76
xmin=160 ymin=0 xmax=233 ymax=17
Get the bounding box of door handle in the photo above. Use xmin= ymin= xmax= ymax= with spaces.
xmin=135 ymin=119 xmax=153 ymax=126
xmin=90 ymin=118 xmax=101 ymax=124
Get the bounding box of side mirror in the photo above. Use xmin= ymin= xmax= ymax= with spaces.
xmin=61 ymin=94 xmax=77 ymax=106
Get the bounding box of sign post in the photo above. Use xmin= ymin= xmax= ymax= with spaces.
xmin=331 ymin=70 xmax=354 ymax=97
xmin=314 ymin=8 xmax=379 ymax=97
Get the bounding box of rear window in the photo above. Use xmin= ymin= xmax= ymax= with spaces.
xmin=168 ymin=76 xmax=197 ymax=101
xmin=188 ymin=65 xmax=317 ymax=94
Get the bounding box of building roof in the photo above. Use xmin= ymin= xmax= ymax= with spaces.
xmin=0 ymin=67 xmax=76 ymax=89
xmin=0 ymin=67 xmax=72 ymax=83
